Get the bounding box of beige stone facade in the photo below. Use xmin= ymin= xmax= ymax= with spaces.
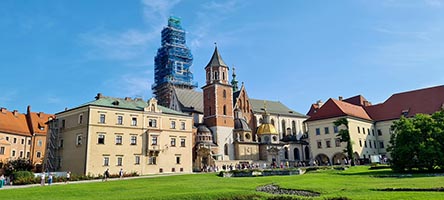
xmin=46 ymin=96 xmax=193 ymax=176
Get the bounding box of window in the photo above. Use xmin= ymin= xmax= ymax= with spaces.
xmin=171 ymin=121 xmax=176 ymax=129
xmin=135 ymin=156 xmax=140 ymax=165
xmin=369 ymin=140 xmax=372 ymax=148
xmin=131 ymin=117 xmax=137 ymax=126
xmin=59 ymin=139 xmax=64 ymax=148
xmin=152 ymin=136 xmax=158 ymax=145
xmin=99 ymin=114 xmax=106 ymax=123
xmin=281 ymin=120 xmax=286 ymax=136
xmin=315 ymin=128 xmax=320 ymax=135
xmin=76 ymin=134 xmax=82 ymax=145
xmin=359 ymin=140 xmax=362 ymax=147
xmin=38 ymin=140 xmax=43 ymax=146
xmin=292 ymin=121 xmax=296 ymax=135
xmin=334 ymin=126 xmax=339 ymax=133
xmin=26 ymin=152 xmax=30 ymax=158
xmin=0 ymin=147 xmax=4 ymax=155
xmin=149 ymin=157 xmax=157 ymax=165
xmin=379 ymin=141 xmax=385 ymax=148
xmin=62 ymin=119 xmax=65 ymax=128
xmin=364 ymin=140 xmax=368 ymax=148
xmin=28 ymin=139 xmax=31 ymax=145
xmin=317 ymin=141 xmax=322 ymax=149
xmin=36 ymin=151 xmax=41 ymax=158
xmin=181 ymin=122 xmax=186 ymax=130
xmin=21 ymin=139 xmax=24 ymax=144
xmin=171 ymin=138 xmax=176 ymax=147
xmin=335 ymin=138 xmax=341 ymax=147
xmin=224 ymin=144 xmax=228 ymax=155
xmin=223 ymin=90 xmax=226 ymax=98
xmin=176 ymin=156 xmax=181 ymax=164
xmin=117 ymin=157 xmax=123 ymax=166
xmin=374 ymin=140 xmax=377 ymax=148
xmin=377 ymin=129 xmax=382 ymax=136
xmin=6 ymin=137 xmax=9 ymax=141
xmin=180 ymin=138 xmax=186 ymax=147
xmin=149 ymin=119 xmax=157 ymax=127
xmin=79 ymin=114 xmax=83 ymax=124
xmin=223 ymin=105 xmax=227 ymax=115
xmin=98 ymin=134 xmax=105 ymax=144
xmin=357 ymin=126 xmax=360 ymax=133
xmin=104 ymin=157 xmax=109 ymax=166
xmin=324 ymin=127 xmax=329 ymax=134
xmin=117 ymin=116 xmax=123 ymax=125
xmin=326 ymin=140 xmax=331 ymax=148
xmin=362 ymin=127 xmax=365 ymax=134
xmin=130 ymin=136 xmax=137 ymax=145
xmin=116 ymin=135 xmax=123 ymax=145
xmin=367 ymin=128 xmax=370 ymax=135
xmin=12 ymin=150 xmax=16 ymax=157
xmin=13 ymin=138 xmax=17 ymax=144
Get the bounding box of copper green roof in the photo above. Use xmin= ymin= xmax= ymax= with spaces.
xmin=65 ymin=96 xmax=188 ymax=116
xmin=249 ymin=99 xmax=307 ymax=118
xmin=205 ymin=46 xmax=227 ymax=68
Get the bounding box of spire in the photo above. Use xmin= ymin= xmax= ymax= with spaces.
xmin=206 ymin=44 xmax=228 ymax=68
xmin=231 ymin=66 xmax=239 ymax=92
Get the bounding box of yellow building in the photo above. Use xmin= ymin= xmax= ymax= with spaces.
xmin=45 ymin=94 xmax=193 ymax=176
xmin=306 ymin=86 xmax=444 ymax=165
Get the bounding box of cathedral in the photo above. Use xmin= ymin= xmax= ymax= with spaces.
xmin=153 ymin=17 xmax=309 ymax=170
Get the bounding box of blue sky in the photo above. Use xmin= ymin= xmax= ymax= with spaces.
xmin=1 ymin=0 xmax=444 ymax=114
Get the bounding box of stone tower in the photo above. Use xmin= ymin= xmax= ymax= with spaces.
xmin=152 ymin=16 xmax=196 ymax=107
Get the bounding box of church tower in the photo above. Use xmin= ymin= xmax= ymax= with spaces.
xmin=152 ymin=17 xmax=196 ymax=107
xmin=202 ymin=46 xmax=234 ymax=160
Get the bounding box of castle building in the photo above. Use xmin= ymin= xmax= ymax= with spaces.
xmin=152 ymin=17 xmax=196 ymax=108
xmin=0 ymin=106 xmax=53 ymax=166
xmin=159 ymin=44 xmax=308 ymax=170
xmin=45 ymin=94 xmax=193 ymax=175
xmin=305 ymin=85 xmax=444 ymax=165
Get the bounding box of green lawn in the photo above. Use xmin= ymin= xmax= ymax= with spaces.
xmin=2 ymin=166 xmax=444 ymax=200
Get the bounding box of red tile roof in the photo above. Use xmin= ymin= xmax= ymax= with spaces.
xmin=306 ymin=98 xmax=372 ymax=121
xmin=306 ymin=104 xmax=319 ymax=116
xmin=366 ymin=85 xmax=444 ymax=121
xmin=0 ymin=108 xmax=31 ymax=136
xmin=0 ymin=106 xmax=54 ymax=136
xmin=307 ymin=85 xmax=444 ymax=123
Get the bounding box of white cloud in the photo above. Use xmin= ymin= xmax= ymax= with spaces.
xmin=110 ymin=70 xmax=152 ymax=99
xmin=142 ymin=0 xmax=181 ymax=24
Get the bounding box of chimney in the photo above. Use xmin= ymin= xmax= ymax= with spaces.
xmin=95 ymin=93 xmax=103 ymax=100
xmin=338 ymin=96 xmax=343 ymax=101
xmin=38 ymin=112 xmax=43 ymax=117
xmin=0 ymin=107 xmax=6 ymax=113
xmin=27 ymin=105 xmax=31 ymax=114
xmin=316 ymin=100 xmax=323 ymax=107
xmin=13 ymin=110 xmax=19 ymax=117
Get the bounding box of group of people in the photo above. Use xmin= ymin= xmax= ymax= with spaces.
xmin=102 ymin=168 xmax=124 ymax=181
xmin=39 ymin=171 xmax=71 ymax=186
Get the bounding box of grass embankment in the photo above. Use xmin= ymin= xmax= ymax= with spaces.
xmin=1 ymin=166 xmax=444 ymax=200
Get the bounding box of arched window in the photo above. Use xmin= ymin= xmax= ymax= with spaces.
xmin=223 ymin=90 xmax=226 ymax=98
xmin=281 ymin=120 xmax=286 ymax=137
xmin=224 ymin=144 xmax=228 ymax=155
xmin=292 ymin=120 xmax=296 ymax=135
xmin=294 ymin=148 xmax=300 ymax=160
xmin=271 ymin=119 xmax=275 ymax=126
xmin=222 ymin=71 xmax=225 ymax=80
xmin=284 ymin=147 xmax=289 ymax=159
xmin=304 ymin=146 xmax=310 ymax=160
xmin=223 ymin=105 xmax=227 ymax=115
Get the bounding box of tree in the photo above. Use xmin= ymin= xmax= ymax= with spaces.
xmin=2 ymin=158 xmax=34 ymax=176
xmin=333 ymin=118 xmax=355 ymax=166
xmin=388 ymin=111 xmax=444 ymax=172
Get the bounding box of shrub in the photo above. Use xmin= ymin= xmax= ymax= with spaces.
xmin=12 ymin=171 xmax=37 ymax=185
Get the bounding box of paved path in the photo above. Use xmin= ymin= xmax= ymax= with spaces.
xmin=0 ymin=173 xmax=189 ymax=190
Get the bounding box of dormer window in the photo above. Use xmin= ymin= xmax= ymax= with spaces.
xmin=401 ymin=109 xmax=409 ymax=117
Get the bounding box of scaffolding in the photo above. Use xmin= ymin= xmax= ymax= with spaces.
xmin=152 ymin=16 xmax=197 ymax=97
xmin=44 ymin=118 xmax=61 ymax=172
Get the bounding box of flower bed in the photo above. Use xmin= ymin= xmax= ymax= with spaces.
xmin=219 ymin=168 xmax=303 ymax=177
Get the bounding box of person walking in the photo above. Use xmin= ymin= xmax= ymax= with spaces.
xmin=48 ymin=173 xmax=53 ymax=186
xmin=103 ymin=169 xmax=110 ymax=182
xmin=40 ymin=173 xmax=46 ymax=186
xmin=66 ymin=171 xmax=71 ymax=184
xmin=119 ymin=168 xmax=124 ymax=179
xmin=0 ymin=174 xmax=5 ymax=188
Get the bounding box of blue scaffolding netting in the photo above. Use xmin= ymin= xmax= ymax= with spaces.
xmin=152 ymin=16 xmax=197 ymax=92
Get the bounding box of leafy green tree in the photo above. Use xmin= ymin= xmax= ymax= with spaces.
xmin=333 ymin=118 xmax=355 ymax=166
xmin=2 ymin=158 xmax=34 ymax=176
xmin=389 ymin=111 xmax=444 ymax=172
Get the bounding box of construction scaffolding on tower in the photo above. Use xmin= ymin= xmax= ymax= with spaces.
xmin=152 ymin=16 xmax=197 ymax=107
